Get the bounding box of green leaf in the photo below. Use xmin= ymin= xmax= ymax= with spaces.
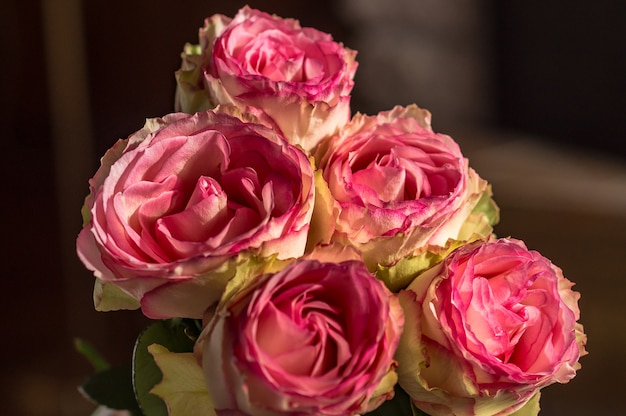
xmin=365 ymin=385 xmax=429 ymax=416
xmin=74 ymin=337 xmax=110 ymax=372
xmin=79 ymin=365 xmax=143 ymax=415
xmin=133 ymin=320 xmax=197 ymax=416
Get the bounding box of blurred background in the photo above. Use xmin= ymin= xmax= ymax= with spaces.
xmin=1 ymin=0 xmax=624 ymax=414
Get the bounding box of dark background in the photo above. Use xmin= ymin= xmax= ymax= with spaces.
xmin=1 ymin=1 xmax=624 ymax=415
xmin=493 ymin=1 xmax=625 ymax=157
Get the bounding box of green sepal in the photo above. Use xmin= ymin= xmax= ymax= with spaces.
xmin=474 ymin=184 xmax=500 ymax=227
xmin=79 ymin=364 xmax=143 ymax=415
xmin=509 ymin=393 xmax=541 ymax=416
xmin=375 ymin=239 xmax=467 ymax=293
xmin=81 ymin=198 xmax=92 ymax=226
xmin=214 ymin=254 xmax=291 ymax=314
xmin=175 ymin=43 xmax=213 ymax=114
xmin=93 ymin=278 xmax=141 ymax=312
xmin=132 ymin=320 xmax=197 ymax=416
xmin=305 ymin=169 xmax=338 ymax=252
xmin=149 ymin=344 xmax=216 ymax=416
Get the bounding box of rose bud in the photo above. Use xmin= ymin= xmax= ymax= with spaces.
xmin=314 ymin=104 xmax=498 ymax=288
xmin=395 ymin=238 xmax=587 ymax=416
xmin=175 ymin=6 xmax=358 ymax=152
xmin=197 ymin=259 xmax=404 ymax=415
xmin=76 ymin=108 xmax=314 ymax=319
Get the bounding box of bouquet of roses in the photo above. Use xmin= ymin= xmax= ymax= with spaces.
xmin=75 ymin=6 xmax=587 ymax=416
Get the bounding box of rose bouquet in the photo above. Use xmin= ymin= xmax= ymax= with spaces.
xmin=75 ymin=6 xmax=587 ymax=416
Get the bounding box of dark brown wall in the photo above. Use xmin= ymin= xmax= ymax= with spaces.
xmin=82 ymin=0 xmax=350 ymax=159
xmin=493 ymin=0 xmax=626 ymax=158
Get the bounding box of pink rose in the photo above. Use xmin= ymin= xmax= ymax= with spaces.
xmin=395 ymin=238 xmax=587 ymax=416
xmin=76 ymin=109 xmax=315 ymax=319
xmin=197 ymin=259 xmax=404 ymax=415
xmin=314 ymin=104 xmax=498 ymax=274
xmin=175 ymin=6 xmax=358 ymax=152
